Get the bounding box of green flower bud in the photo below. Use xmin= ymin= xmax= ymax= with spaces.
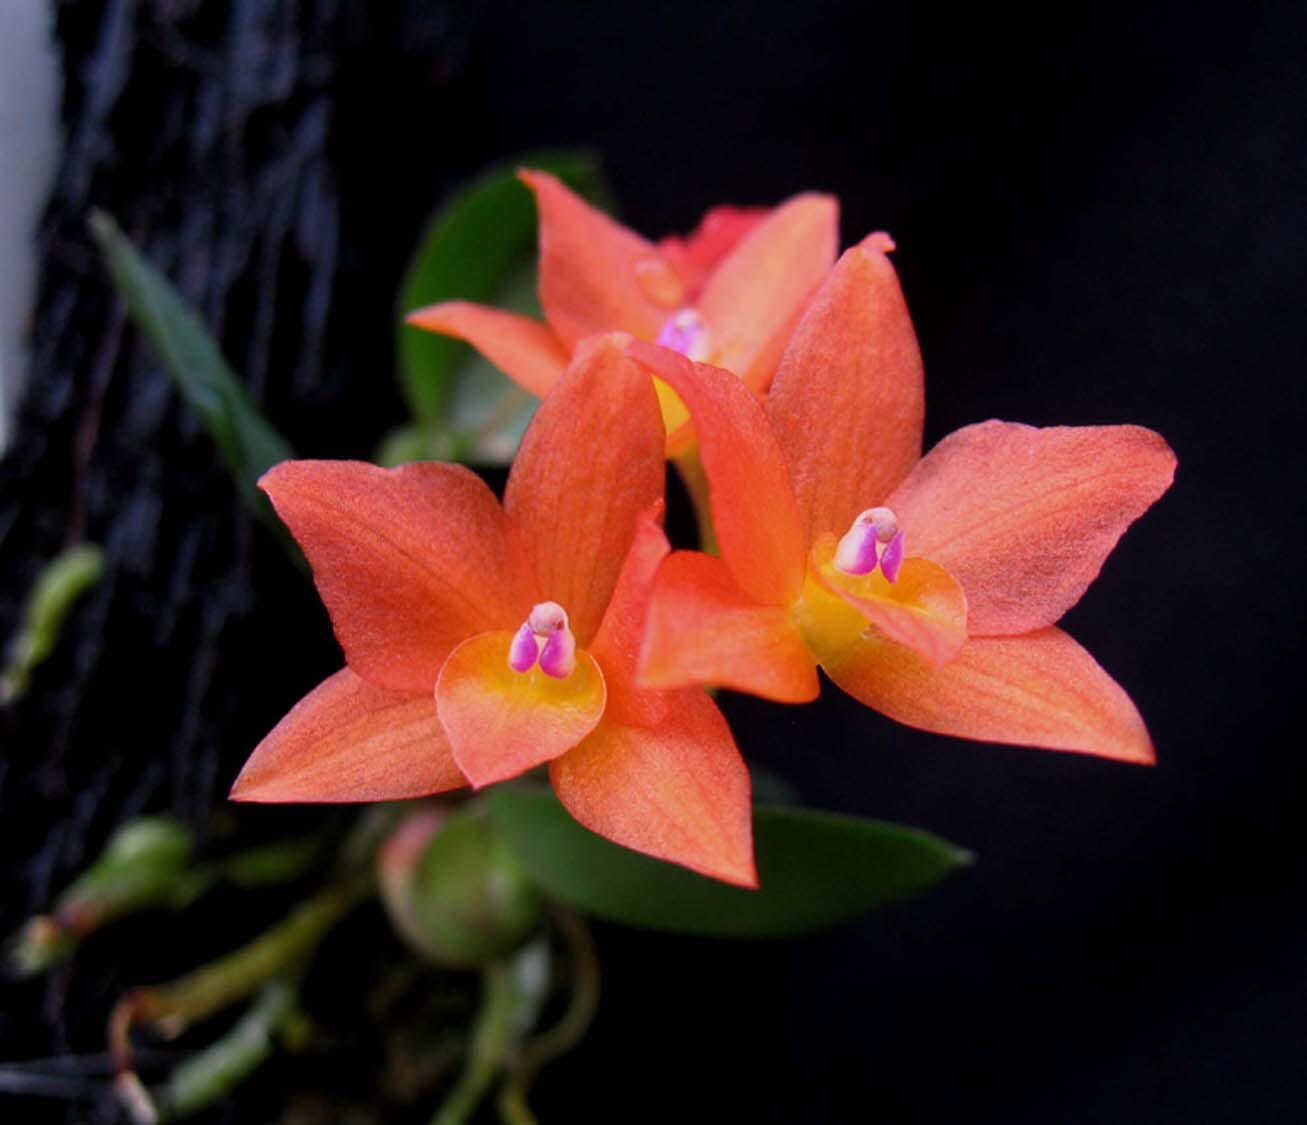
xmin=378 ymin=805 xmax=542 ymax=968
xmin=9 ymin=816 xmax=203 ymax=975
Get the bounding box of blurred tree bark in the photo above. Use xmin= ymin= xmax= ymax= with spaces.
xmin=0 ymin=0 xmax=467 ymax=1105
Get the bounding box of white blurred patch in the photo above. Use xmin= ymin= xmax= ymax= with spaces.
xmin=0 ymin=0 xmax=61 ymax=454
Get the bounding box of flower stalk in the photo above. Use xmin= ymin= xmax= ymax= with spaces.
xmin=429 ymin=939 xmax=550 ymax=1125
xmin=109 ymin=875 xmax=369 ymax=1119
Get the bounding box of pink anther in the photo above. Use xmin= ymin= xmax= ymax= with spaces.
xmin=506 ymin=601 xmax=577 ymax=679
xmin=833 ymin=508 xmax=905 ymax=583
xmin=655 ymin=308 xmax=712 ymax=362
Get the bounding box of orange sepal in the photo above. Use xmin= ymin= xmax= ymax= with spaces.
xmin=504 ymin=335 xmax=665 ymax=645
xmin=520 ymin=169 xmax=668 ymax=347
xmin=626 ymin=342 xmax=807 ymax=606
xmin=550 ymin=690 xmax=757 ymax=887
xmin=817 ymin=626 xmax=1155 ymax=764
xmin=887 ymin=421 xmax=1178 ymax=636
xmin=587 ymin=506 xmax=672 ymax=728
xmin=640 ymin=551 xmax=819 ymax=704
xmin=404 ymin=300 xmax=568 ymax=398
xmin=260 ymin=460 xmax=528 ymax=694
xmin=767 ymin=234 xmax=925 ymax=539
xmin=435 ymin=632 xmax=607 ymax=788
xmin=658 ymin=204 xmax=769 ymax=293
xmin=699 ymin=193 xmax=838 ymax=392
xmin=807 ymin=535 xmax=967 ymax=669
xmin=231 ymin=669 xmax=466 ymax=803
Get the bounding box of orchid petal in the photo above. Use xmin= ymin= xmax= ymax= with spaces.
xmin=699 ymin=192 xmax=839 ymax=392
xmin=231 ymin=669 xmax=465 ymax=802
xmin=658 ymin=204 xmax=770 ymax=293
xmin=435 ymin=632 xmax=606 ymax=788
xmin=551 ymin=691 xmax=757 ymax=887
xmin=521 ymin=169 xmax=668 ymax=346
xmin=817 ymin=626 xmax=1154 ymax=764
xmin=809 ymin=536 xmax=968 ymax=669
xmin=587 ymin=506 xmax=673 ymax=727
xmin=504 ymin=336 xmax=665 ymax=645
xmin=404 ymin=300 xmax=568 ymax=398
xmin=261 ymin=461 xmax=527 ymax=693
xmin=887 ymin=422 xmax=1177 ymax=636
xmin=627 ymin=342 xmax=807 ymax=605
xmin=640 ymin=551 xmax=819 ymax=703
xmin=767 ymin=234 xmax=925 ymax=540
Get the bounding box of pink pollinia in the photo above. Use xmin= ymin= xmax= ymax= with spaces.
xmin=833 ymin=507 xmax=904 ymax=583
xmin=627 ymin=232 xmax=1177 ymax=764
xmin=507 ymin=602 xmax=577 ymax=679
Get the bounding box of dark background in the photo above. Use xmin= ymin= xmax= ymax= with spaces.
xmin=2 ymin=1 xmax=1304 ymax=1121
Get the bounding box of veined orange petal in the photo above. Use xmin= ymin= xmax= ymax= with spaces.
xmin=504 ymin=336 xmax=665 ymax=645
xmin=231 ymin=669 xmax=465 ymax=802
xmin=816 ymin=626 xmax=1154 ymax=764
xmin=626 ymin=342 xmax=807 ymax=605
xmin=699 ymin=192 xmax=838 ymax=392
xmin=807 ymin=535 xmax=967 ymax=669
xmin=551 ymin=690 xmax=757 ymax=887
xmin=658 ymin=204 xmax=770 ymax=293
xmin=435 ymin=632 xmax=606 ymax=788
xmin=640 ymin=551 xmax=819 ymax=703
xmin=521 ymin=169 xmax=668 ymax=347
xmin=404 ymin=300 xmax=568 ymax=398
xmin=261 ymin=461 xmax=527 ymax=694
xmin=587 ymin=506 xmax=671 ymax=727
xmin=886 ymin=422 xmax=1178 ymax=636
xmin=767 ymin=234 xmax=925 ymax=540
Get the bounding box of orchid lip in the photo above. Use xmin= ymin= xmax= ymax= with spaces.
xmin=507 ymin=601 xmax=577 ymax=679
xmin=656 ymin=307 xmax=712 ymax=362
xmin=833 ymin=507 xmax=904 ymax=582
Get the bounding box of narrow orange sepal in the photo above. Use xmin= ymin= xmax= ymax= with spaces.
xmin=405 ymin=300 xmax=568 ymax=398
xmin=817 ymin=626 xmax=1155 ymax=765
xmin=626 ymin=342 xmax=807 ymax=606
xmin=231 ymin=669 xmax=466 ymax=803
xmin=767 ymin=234 xmax=925 ymax=540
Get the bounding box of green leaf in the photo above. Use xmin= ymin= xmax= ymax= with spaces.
xmin=88 ymin=212 xmax=293 ymax=521
xmin=486 ymin=785 xmax=971 ymax=938
xmin=393 ymin=150 xmax=611 ymax=458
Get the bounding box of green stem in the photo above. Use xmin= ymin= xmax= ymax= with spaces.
xmin=155 ymin=978 xmax=300 ymax=1121
xmin=496 ymin=911 xmax=600 ymax=1125
xmin=430 ymin=961 xmax=522 ymax=1125
xmin=216 ymin=833 xmax=328 ymax=887
xmin=110 ymin=877 xmax=368 ymax=1072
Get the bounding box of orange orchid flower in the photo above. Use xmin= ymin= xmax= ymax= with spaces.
xmin=627 ymin=234 xmax=1177 ymax=763
xmin=230 ymin=337 xmax=756 ymax=887
xmin=405 ymin=170 xmax=837 ymax=443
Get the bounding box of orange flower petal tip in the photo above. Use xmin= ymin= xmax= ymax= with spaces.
xmin=550 ymin=694 xmax=759 ymax=888
xmin=230 ymin=669 xmax=466 ymax=804
xmin=860 ymin=230 xmax=897 ymax=254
